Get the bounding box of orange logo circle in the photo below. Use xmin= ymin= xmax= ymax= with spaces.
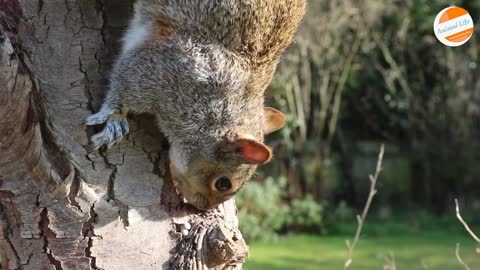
xmin=434 ymin=6 xmax=474 ymax=47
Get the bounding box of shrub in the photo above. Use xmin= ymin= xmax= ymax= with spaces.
xmin=236 ymin=177 xmax=289 ymax=242
xmin=286 ymin=195 xmax=325 ymax=234
xmin=237 ymin=177 xmax=327 ymax=241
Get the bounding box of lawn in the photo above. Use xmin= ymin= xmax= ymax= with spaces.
xmin=245 ymin=232 xmax=480 ymax=270
xmin=1 ymin=225 xmax=477 ymax=270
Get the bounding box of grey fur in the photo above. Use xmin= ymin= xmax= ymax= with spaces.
xmin=85 ymin=0 xmax=305 ymax=210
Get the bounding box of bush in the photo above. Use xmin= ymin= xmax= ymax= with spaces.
xmin=237 ymin=177 xmax=327 ymax=241
xmin=236 ymin=177 xmax=289 ymax=242
xmin=286 ymin=195 xmax=325 ymax=233
xmin=332 ymin=200 xmax=356 ymax=223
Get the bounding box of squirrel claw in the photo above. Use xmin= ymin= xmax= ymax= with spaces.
xmin=88 ymin=118 xmax=129 ymax=150
xmin=84 ymin=110 xmax=112 ymax=126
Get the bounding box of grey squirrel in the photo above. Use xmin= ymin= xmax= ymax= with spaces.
xmin=85 ymin=0 xmax=306 ymax=210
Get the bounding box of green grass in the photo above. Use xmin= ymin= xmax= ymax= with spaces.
xmin=245 ymin=232 xmax=480 ymax=270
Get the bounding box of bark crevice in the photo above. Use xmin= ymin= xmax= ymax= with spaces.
xmin=84 ymin=204 xmax=100 ymax=270
xmin=40 ymin=208 xmax=63 ymax=270
xmin=1 ymin=1 xmax=248 ymax=268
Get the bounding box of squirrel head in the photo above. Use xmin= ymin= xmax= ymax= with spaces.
xmin=169 ymin=107 xmax=286 ymax=210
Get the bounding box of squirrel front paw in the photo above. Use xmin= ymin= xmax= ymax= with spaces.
xmin=85 ymin=109 xmax=129 ymax=150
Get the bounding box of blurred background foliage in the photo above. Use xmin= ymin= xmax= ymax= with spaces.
xmin=238 ymin=0 xmax=480 ymax=243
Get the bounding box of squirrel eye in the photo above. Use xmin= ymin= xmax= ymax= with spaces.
xmin=214 ymin=176 xmax=232 ymax=191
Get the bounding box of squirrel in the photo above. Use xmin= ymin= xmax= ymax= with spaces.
xmin=85 ymin=0 xmax=306 ymax=210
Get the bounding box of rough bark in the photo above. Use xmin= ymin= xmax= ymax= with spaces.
xmin=0 ymin=1 xmax=247 ymax=269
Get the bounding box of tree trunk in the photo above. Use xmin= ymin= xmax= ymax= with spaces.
xmin=0 ymin=1 xmax=248 ymax=269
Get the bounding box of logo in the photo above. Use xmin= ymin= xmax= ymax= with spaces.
xmin=434 ymin=6 xmax=474 ymax=47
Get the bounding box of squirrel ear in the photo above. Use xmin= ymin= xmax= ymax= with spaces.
xmin=264 ymin=107 xmax=286 ymax=135
xmin=221 ymin=138 xmax=272 ymax=164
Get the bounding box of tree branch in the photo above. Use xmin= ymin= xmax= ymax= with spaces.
xmin=343 ymin=144 xmax=384 ymax=270
xmin=454 ymin=198 xmax=480 ymax=243
xmin=453 ymin=198 xmax=479 ymax=270
xmin=455 ymin=243 xmax=471 ymax=270
xmin=383 ymin=252 xmax=396 ymax=270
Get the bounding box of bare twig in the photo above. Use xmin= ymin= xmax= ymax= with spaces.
xmin=454 ymin=198 xmax=480 ymax=244
xmin=455 ymin=243 xmax=471 ymax=270
xmin=454 ymin=198 xmax=479 ymax=270
xmin=383 ymin=252 xmax=396 ymax=270
xmin=343 ymin=144 xmax=384 ymax=270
